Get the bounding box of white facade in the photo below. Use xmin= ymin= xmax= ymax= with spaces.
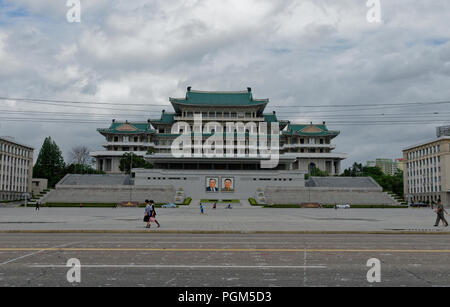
xmin=403 ymin=136 xmax=450 ymax=207
xmin=0 ymin=137 xmax=34 ymax=201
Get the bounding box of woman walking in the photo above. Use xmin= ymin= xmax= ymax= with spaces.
xmin=144 ymin=200 xmax=152 ymax=228
xmin=149 ymin=200 xmax=161 ymax=228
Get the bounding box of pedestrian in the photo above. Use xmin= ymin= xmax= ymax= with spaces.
xmin=434 ymin=199 xmax=449 ymax=227
xmin=35 ymin=200 xmax=40 ymax=211
xmin=213 ymin=203 xmax=216 ymax=209
xmin=149 ymin=200 xmax=160 ymax=228
xmin=200 ymin=204 xmax=205 ymax=215
xmin=144 ymin=199 xmax=152 ymax=228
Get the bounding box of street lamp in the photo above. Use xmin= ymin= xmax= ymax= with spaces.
xmin=129 ymin=153 xmax=133 ymax=203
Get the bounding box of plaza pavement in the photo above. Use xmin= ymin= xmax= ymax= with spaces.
xmin=0 ymin=205 xmax=448 ymax=233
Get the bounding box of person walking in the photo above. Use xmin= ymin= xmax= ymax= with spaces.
xmin=35 ymin=200 xmax=40 ymax=211
xmin=144 ymin=199 xmax=152 ymax=228
xmin=149 ymin=200 xmax=160 ymax=228
xmin=434 ymin=199 xmax=449 ymax=227
xmin=200 ymin=204 xmax=205 ymax=215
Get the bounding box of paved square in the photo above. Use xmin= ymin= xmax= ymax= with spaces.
xmin=0 ymin=207 xmax=447 ymax=232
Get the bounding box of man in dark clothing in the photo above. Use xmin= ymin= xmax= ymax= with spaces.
xmin=434 ymin=199 xmax=448 ymax=227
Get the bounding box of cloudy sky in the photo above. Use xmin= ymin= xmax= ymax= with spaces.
xmin=0 ymin=0 xmax=449 ymax=169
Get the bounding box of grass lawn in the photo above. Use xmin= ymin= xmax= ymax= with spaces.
xmin=263 ymin=204 xmax=408 ymax=209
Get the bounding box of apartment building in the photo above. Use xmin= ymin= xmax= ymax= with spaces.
xmin=0 ymin=137 xmax=34 ymax=201
xmin=403 ymin=135 xmax=450 ymax=207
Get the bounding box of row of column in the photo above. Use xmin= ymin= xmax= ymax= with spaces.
xmin=0 ymin=153 xmax=31 ymax=194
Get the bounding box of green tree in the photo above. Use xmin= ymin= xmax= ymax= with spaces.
xmin=341 ymin=163 xmax=404 ymax=198
xmin=305 ymin=166 xmax=330 ymax=179
xmin=390 ymin=170 xmax=404 ymax=196
xmin=119 ymin=153 xmax=152 ymax=174
xmin=33 ymin=137 xmax=66 ymax=187
xmin=64 ymin=163 xmax=105 ymax=175
xmin=342 ymin=162 xmax=363 ymax=177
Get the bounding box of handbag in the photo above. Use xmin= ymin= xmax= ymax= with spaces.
xmin=143 ymin=215 xmax=150 ymax=222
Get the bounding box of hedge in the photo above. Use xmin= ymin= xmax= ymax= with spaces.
xmin=21 ymin=201 xmax=190 ymax=208
xmin=263 ymin=204 xmax=408 ymax=209
xmin=248 ymin=198 xmax=261 ymax=206
xmin=25 ymin=203 xmax=118 ymax=208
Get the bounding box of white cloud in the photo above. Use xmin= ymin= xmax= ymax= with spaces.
xmin=0 ymin=0 xmax=449 ymax=167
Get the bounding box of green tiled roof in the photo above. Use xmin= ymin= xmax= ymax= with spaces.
xmin=156 ymin=132 xmax=269 ymax=138
xmin=284 ymin=124 xmax=340 ymax=137
xmin=263 ymin=114 xmax=289 ymax=130
xmin=263 ymin=114 xmax=278 ymax=123
xmin=150 ymin=112 xmax=176 ymax=125
xmin=97 ymin=122 xmax=154 ymax=135
xmin=170 ymin=90 xmax=268 ymax=112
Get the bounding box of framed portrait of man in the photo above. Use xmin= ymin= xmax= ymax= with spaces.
xmin=221 ymin=177 xmax=234 ymax=192
xmin=205 ymin=177 xmax=219 ymax=193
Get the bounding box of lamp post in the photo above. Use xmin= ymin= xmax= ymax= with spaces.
xmin=129 ymin=153 xmax=133 ymax=203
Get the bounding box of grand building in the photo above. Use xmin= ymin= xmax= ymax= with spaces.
xmin=0 ymin=137 xmax=34 ymax=201
xmin=403 ymin=130 xmax=450 ymax=207
xmin=92 ymin=88 xmax=346 ymax=176
xmin=44 ymin=89 xmax=401 ymax=206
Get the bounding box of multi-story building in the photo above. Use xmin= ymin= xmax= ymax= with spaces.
xmin=436 ymin=125 xmax=450 ymax=138
xmin=403 ymin=133 xmax=450 ymax=207
xmin=92 ymin=88 xmax=346 ymax=176
xmin=366 ymin=158 xmax=401 ymax=175
xmin=47 ymin=89 xmax=401 ymax=206
xmin=91 ymin=121 xmax=154 ymax=173
xmin=0 ymin=137 xmax=34 ymax=201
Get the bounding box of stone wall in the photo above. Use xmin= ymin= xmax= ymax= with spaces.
xmin=43 ymin=185 xmax=175 ymax=204
xmin=265 ymin=187 xmax=399 ymax=205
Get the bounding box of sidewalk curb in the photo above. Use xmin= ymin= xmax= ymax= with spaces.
xmin=0 ymin=230 xmax=449 ymax=235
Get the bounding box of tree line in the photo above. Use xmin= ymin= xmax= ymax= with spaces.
xmin=33 ymin=137 xmax=104 ymax=188
xmin=341 ymin=163 xmax=403 ymax=196
xmin=32 ymin=137 xmax=153 ymax=187
xmin=305 ymin=163 xmax=403 ymax=197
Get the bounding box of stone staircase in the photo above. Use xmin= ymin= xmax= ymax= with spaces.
xmin=28 ymin=188 xmax=53 ymax=206
xmin=255 ymin=189 xmax=268 ymax=205
xmin=386 ymin=191 xmax=407 ymax=206
xmin=173 ymin=188 xmax=186 ymax=205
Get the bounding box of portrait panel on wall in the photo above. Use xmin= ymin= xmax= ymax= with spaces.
xmin=221 ymin=177 xmax=234 ymax=193
xmin=205 ymin=177 xmax=219 ymax=193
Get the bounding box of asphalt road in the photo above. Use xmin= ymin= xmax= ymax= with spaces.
xmin=0 ymin=233 xmax=449 ymax=287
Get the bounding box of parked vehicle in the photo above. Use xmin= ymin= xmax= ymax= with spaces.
xmin=336 ymin=204 xmax=351 ymax=209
